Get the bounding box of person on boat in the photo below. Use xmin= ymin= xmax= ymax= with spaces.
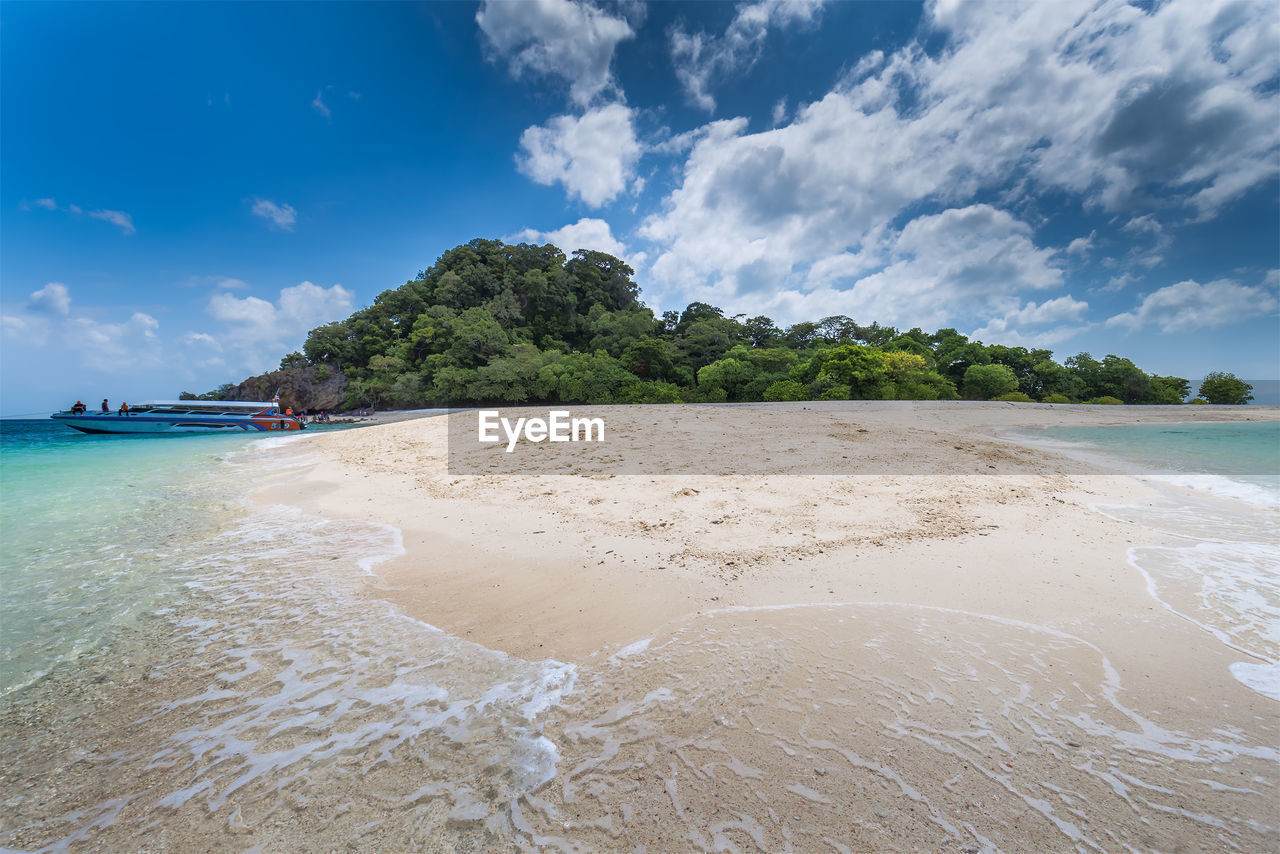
xmin=71 ymin=401 xmax=86 ymax=414
xmin=118 ymin=402 xmax=130 ymax=416
xmin=101 ymin=399 xmax=110 ymax=413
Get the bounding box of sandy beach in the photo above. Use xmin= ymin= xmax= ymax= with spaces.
xmin=249 ymin=401 xmax=1277 ymax=851
xmin=2 ymin=401 xmax=1276 ymax=852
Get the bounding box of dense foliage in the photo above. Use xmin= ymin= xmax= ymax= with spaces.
xmin=215 ymin=238 xmax=1233 ymax=408
xmin=1198 ymin=372 xmax=1253 ymax=405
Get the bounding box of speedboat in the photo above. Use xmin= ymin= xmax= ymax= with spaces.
xmin=51 ymin=400 xmax=306 ymax=434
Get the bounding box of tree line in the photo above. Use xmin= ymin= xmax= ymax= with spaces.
xmin=193 ymin=238 xmax=1255 ymax=407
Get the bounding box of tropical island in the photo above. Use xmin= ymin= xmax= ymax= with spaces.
xmin=189 ymin=239 xmax=1255 ymax=412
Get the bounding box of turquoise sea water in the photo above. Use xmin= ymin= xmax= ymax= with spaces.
xmin=0 ymin=419 xmax=577 ymax=850
xmin=0 ymin=421 xmax=254 ymax=694
xmin=1042 ymin=420 xmax=1280 ymax=490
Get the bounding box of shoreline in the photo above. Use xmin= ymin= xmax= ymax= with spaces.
xmin=3 ymin=401 xmax=1275 ymax=851
xmin=248 ymin=402 xmax=1277 ymax=848
xmin=259 ymin=401 xmax=1276 ymax=661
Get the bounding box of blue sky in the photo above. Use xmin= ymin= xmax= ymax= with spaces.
xmin=2 ymin=0 xmax=1278 ymax=414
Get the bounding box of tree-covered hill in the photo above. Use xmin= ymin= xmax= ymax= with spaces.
xmin=204 ymin=238 xmax=1242 ymax=409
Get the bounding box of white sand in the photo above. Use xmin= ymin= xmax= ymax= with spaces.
xmin=5 ymin=402 xmax=1274 ymax=852
xmin=246 ymin=401 xmax=1278 ymax=851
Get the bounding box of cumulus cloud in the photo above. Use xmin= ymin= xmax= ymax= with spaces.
xmin=207 ymin=281 xmax=354 ymax=373
xmin=477 ymin=0 xmax=637 ymax=107
xmin=817 ymin=205 xmax=1065 ymax=330
xmin=2 ymin=282 xmax=163 ymax=367
xmin=1107 ymin=277 xmax=1279 ymax=333
xmin=517 ymin=104 xmax=642 ymax=206
xmin=970 ymin=296 xmax=1090 ymax=347
xmin=1066 ymin=231 xmax=1096 ymax=256
xmin=27 ymin=282 xmax=71 ymax=316
xmin=670 ymin=0 xmax=825 ymax=112
xmin=508 ymin=217 xmax=628 ymax=258
xmin=250 ymin=199 xmax=297 ymax=231
xmin=648 ymin=205 xmax=1067 ymax=331
xmin=641 ymin=0 xmax=1278 ymax=325
xmin=69 ymin=312 xmax=160 ymax=356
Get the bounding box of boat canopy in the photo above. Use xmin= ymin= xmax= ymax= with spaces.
xmin=136 ymin=400 xmax=278 ymax=409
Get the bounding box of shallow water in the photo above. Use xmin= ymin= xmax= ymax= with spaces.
xmin=1 ymin=429 xmax=575 ymax=851
xmin=528 ymin=604 xmax=1278 ymax=852
xmin=1036 ymin=422 xmax=1280 ymax=701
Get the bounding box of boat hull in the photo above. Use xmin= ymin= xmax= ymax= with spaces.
xmin=51 ymin=413 xmax=305 ymax=434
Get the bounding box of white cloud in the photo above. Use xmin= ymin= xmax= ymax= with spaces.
xmin=57 ymin=312 xmax=162 ymax=369
xmin=970 ymin=296 xmax=1090 ymax=347
xmin=648 ymin=205 xmax=1067 ymax=331
xmin=508 ymin=217 xmax=627 ymax=258
xmin=1066 ymin=231 xmax=1096 ymax=256
xmin=88 ymin=209 xmax=135 ymax=235
xmin=477 ymin=0 xmax=636 ymax=107
xmin=27 ymin=282 xmax=71 ymax=316
xmin=1107 ymin=278 xmax=1279 ymax=334
xmin=180 ymin=275 xmax=252 ymax=290
xmin=517 ymin=104 xmax=641 ymax=206
xmin=250 ymin=199 xmax=297 ymax=231
xmin=3 ymin=282 xmax=164 ymax=368
xmin=207 ymin=281 xmax=354 ymax=373
xmin=312 ymin=88 xmax=331 ymax=120
xmin=26 ymin=198 xmax=135 ymax=233
xmin=670 ymin=0 xmax=825 ymax=112
xmin=771 ymin=98 xmax=788 ymax=127
xmin=821 ymin=205 xmax=1064 ymax=329
xmin=641 ymin=0 xmax=1278 ymax=323
xmin=1103 ymin=272 xmax=1139 ymax=292
xmin=181 ymin=331 xmax=222 ymax=351
xmin=1121 ymin=214 xmax=1162 ymax=237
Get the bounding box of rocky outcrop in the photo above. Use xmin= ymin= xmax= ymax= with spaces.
xmin=225 ymin=365 xmax=349 ymax=412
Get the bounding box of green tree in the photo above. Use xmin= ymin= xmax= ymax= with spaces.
xmin=795 ymin=344 xmax=892 ymax=399
xmin=696 ymin=357 xmax=758 ymax=401
xmin=446 ymin=307 xmax=509 ymax=367
xmin=933 ymin=330 xmax=991 ymax=385
xmin=1099 ymin=355 xmax=1151 ymax=404
xmin=1148 ymin=375 xmax=1190 ymax=404
xmin=620 ymin=336 xmax=677 ymax=381
xmin=743 ymin=315 xmax=782 ymax=347
xmin=279 ymin=351 xmax=307 ymax=370
xmin=962 ymin=364 xmax=1019 ymax=400
xmin=466 ymin=345 xmax=546 ymax=402
xmin=537 ymin=351 xmax=639 ymax=403
xmin=674 ymin=318 xmax=743 ymax=371
xmin=882 ymin=352 xmax=957 ymax=400
xmin=762 ymin=380 xmax=808 ymax=401
xmin=1198 ymin=372 xmax=1253 ymax=405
